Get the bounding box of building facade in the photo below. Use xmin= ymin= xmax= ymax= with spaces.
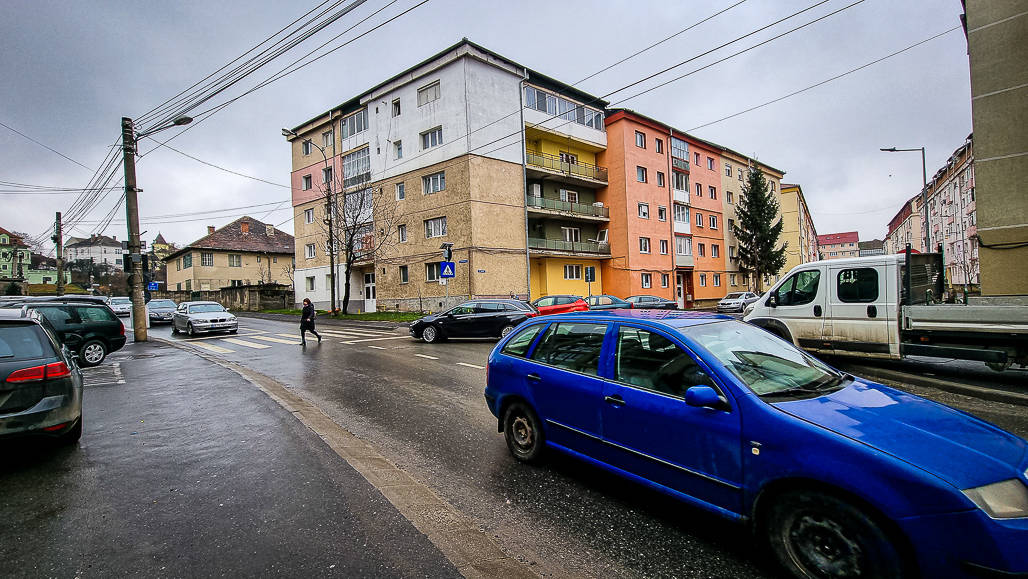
xmin=64 ymin=234 xmax=123 ymax=267
xmin=779 ymin=184 xmax=820 ymax=270
xmin=166 ymin=217 xmax=294 ymax=291
xmin=817 ymin=232 xmax=860 ymax=259
xmin=923 ymin=135 xmax=978 ymax=290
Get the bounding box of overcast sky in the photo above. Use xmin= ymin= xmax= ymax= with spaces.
xmin=1 ymin=0 xmax=971 ymax=252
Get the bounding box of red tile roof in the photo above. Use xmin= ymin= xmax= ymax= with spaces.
xmin=817 ymin=231 xmax=859 ymax=245
xmin=167 ymin=216 xmax=293 ymax=259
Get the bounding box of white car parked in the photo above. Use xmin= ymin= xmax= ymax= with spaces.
xmin=108 ymin=296 xmax=132 ymax=317
xmin=716 ymin=291 xmax=760 ymax=313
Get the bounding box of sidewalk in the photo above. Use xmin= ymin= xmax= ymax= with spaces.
xmin=0 ymin=341 xmax=459 ymax=577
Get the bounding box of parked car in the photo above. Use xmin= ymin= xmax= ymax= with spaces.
xmin=146 ymin=299 xmax=178 ymax=324
xmin=585 ymin=295 xmax=633 ymax=310
xmin=0 ymin=295 xmax=108 ymax=306
xmin=485 ymin=309 xmax=1028 ymax=579
xmin=0 ymin=308 xmax=83 ymax=444
xmin=1 ymin=301 xmax=126 ymax=367
xmin=109 ymin=296 xmax=132 ymax=317
xmin=716 ymin=291 xmax=760 ymax=313
xmin=410 ymin=299 xmax=537 ymax=343
xmin=171 ymin=301 xmax=238 ymax=336
xmin=625 ymin=294 xmax=678 ymax=309
xmin=530 ymin=295 xmax=589 ymax=316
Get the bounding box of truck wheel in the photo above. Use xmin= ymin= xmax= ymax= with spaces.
xmin=986 ymin=359 xmax=1012 ymax=372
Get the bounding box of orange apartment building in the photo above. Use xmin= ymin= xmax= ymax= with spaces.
xmin=598 ymin=110 xmax=677 ymax=301
xmin=684 ymin=135 xmax=728 ymax=306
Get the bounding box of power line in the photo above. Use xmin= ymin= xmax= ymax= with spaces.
xmin=0 ymin=120 xmax=93 ymax=171
xmin=155 ymin=142 xmax=290 ymax=188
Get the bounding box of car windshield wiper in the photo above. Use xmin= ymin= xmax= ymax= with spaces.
xmin=759 ymin=385 xmax=822 ymax=399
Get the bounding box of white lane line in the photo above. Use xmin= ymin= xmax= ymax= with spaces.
xmin=223 ymin=338 xmax=272 ymax=349
xmin=457 ymin=362 xmax=485 ymax=369
xmin=296 ymin=331 xmax=368 ymax=340
xmin=181 ymin=331 xmax=265 ymax=342
xmin=322 ymin=328 xmax=394 ymax=337
xmin=191 ymin=342 xmax=234 ymax=354
xmin=415 ymin=354 xmax=439 ymax=360
xmin=250 ymin=335 xmax=303 ymax=345
xmin=341 ymin=336 xmax=410 ymax=344
xmin=367 ymin=345 xmax=387 ymax=350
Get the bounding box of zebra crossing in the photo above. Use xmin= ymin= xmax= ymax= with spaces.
xmin=182 ymin=326 xmax=407 ymax=354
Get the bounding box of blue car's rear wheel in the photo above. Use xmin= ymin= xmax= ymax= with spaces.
xmin=766 ymin=491 xmax=905 ymax=579
xmin=503 ymin=402 xmax=544 ymax=463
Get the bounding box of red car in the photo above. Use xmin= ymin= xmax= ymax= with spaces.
xmin=530 ymin=295 xmax=589 ymax=316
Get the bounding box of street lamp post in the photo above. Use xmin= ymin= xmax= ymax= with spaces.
xmin=283 ymin=129 xmax=337 ymax=314
xmin=881 ymin=146 xmax=929 ymax=252
xmin=121 ymin=114 xmax=192 ymax=342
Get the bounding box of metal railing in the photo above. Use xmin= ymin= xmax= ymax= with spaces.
xmin=526 ymin=195 xmax=609 ymax=218
xmin=526 ymin=150 xmax=608 ymax=182
xmin=528 ymin=237 xmax=610 ymax=254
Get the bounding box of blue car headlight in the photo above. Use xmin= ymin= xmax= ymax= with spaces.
xmin=962 ymin=477 xmax=1028 ymax=519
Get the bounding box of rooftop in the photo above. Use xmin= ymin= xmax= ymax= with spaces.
xmin=817 ymin=231 xmax=859 ymax=245
xmin=167 ymin=216 xmax=293 ymax=259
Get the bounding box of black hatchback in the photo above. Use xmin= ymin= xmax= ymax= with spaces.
xmin=409 ymin=299 xmax=538 ymax=343
xmin=4 ymin=302 xmax=126 ymax=367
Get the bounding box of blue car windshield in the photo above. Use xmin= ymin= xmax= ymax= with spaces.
xmin=686 ymin=321 xmax=844 ymax=396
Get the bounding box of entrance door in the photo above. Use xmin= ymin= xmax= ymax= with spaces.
xmin=363 ymin=272 xmax=376 ymax=313
xmin=675 ymin=274 xmax=685 ymax=308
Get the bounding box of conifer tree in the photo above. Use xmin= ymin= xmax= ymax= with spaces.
xmin=732 ymin=166 xmax=786 ymax=292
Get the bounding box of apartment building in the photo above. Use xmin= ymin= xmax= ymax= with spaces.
xmin=166 ymin=217 xmax=294 ymax=291
xmin=720 ymin=153 xmax=787 ymax=291
xmin=779 ymin=184 xmax=820 ymax=270
xmin=818 ymin=231 xmax=860 ymax=259
xmin=921 ymin=135 xmax=978 ymax=290
xmin=681 ymin=136 xmax=727 ymax=307
xmin=884 ymin=195 xmax=925 ymax=255
xmin=64 ymin=234 xmax=123 ymax=267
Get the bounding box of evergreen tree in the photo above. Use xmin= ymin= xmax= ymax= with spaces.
xmin=732 ymin=166 xmax=786 ymax=292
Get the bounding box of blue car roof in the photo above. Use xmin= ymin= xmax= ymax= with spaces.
xmin=545 ymin=309 xmax=733 ymax=328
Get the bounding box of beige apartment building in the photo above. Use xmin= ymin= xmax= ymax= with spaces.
xmin=778 ymin=184 xmax=820 ymax=270
xmin=719 ymin=150 xmax=786 ymax=291
xmin=166 ymin=217 xmax=295 ymax=291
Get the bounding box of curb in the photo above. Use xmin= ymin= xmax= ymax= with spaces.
xmin=841 ymin=363 xmax=1028 ymax=407
xmin=236 ymin=311 xmax=406 ymax=331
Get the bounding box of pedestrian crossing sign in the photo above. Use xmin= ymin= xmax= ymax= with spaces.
xmin=440 ymin=261 xmax=455 ymax=278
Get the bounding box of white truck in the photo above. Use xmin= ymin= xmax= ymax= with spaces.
xmin=743 ymin=252 xmax=1028 ymax=371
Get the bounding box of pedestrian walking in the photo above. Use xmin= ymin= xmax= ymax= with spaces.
xmin=300 ymin=298 xmax=321 ymax=346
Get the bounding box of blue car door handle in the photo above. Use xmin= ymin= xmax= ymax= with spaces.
xmin=604 ymin=395 xmax=625 ymax=405
xmin=526 ymin=374 xmax=541 ymax=381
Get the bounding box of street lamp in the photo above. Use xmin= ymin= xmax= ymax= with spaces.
xmin=880 ymin=146 xmax=929 ymax=252
xmin=121 ymin=114 xmax=193 ymax=342
xmin=283 ymin=128 xmax=337 ymax=314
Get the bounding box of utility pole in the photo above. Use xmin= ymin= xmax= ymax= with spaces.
xmin=121 ymin=117 xmax=147 ymax=342
xmin=53 ymin=212 xmax=64 ymax=296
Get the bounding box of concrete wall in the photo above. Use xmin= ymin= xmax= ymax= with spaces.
xmin=153 ymin=285 xmax=293 ymax=312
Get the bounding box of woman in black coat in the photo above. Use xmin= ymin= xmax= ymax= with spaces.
xmin=300 ymin=298 xmax=321 ymax=345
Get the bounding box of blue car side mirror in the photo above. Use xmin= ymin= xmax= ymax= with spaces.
xmin=685 ymin=386 xmax=726 ymax=410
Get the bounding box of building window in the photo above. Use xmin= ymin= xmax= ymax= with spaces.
xmin=712 ymin=244 xmax=720 ymax=258
xmin=676 ymin=236 xmax=692 ymax=255
xmin=707 ymin=157 xmax=715 ymax=170
xmin=727 ymin=191 xmax=734 ymax=204
xmin=398 ymin=224 xmax=407 ymax=243
xmin=422 ymin=171 xmax=445 ymax=194
xmin=342 ymin=147 xmax=370 ymax=187
xmin=709 ymin=215 xmax=718 ymax=229
xmin=656 ymin=172 xmax=665 ymax=188
xmin=176 ymin=259 xmax=181 ymax=271
xmin=636 ymin=166 xmax=647 ymax=183
xmin=694 ymin=152 xmax=700 ymax=166
xmin=739 ymin=170 xmax=744 ymax=182
xmin=301 ymin=140 xmax=312 ymax=155
xmin=417 ymin=81 xmax=440 ymax=106
xmin=421 ymin=126 xmax=443 ymax=149
xmin=730 ymin=273 xmax=738 ymax=286
xmin=709 ymin=186 xmax=717 ymax=200
xmin=394 ymin=140 xmax=403 ymax=159
xmin=426 ymin=262 xmax=441 ymax=282
xmin=639 ymin=237 xmax=651 ymax=253
xmin=322 ymin=131 xmax=333 ymax=149
xmin=697 ymin=243 xmax=706 ymax=257
xmin=661 ymin=273 xmax=669 ymax=288
xmin=655 ymin=138 xmax=663 ymax=154
xmin=728 ymin=218 xmax=735 ymax=231
xmin=635 ymin=131 xmax=646 ymax=148
xmin=305 ymin=244 xmax=316 ymax=259
xmin=183 ymin=254 xmax=192 ymax=268
xmin=659 ymin=239 xmax=668 ymax=255
xmin=228 ymin=254 xmax=241 ymax=267
xmin=673 ymin=171 xmax=688 ymax=191
xmin=563 ymin=264 xmax=582 ymax=280
xmin=340 ymin=109 xmax=368 ymax=138
xmin=696 ymin=212 xmax=704 ymax=227
xmin=671 ymin=137 xmax=688 ymax=160
xmin=424 ymin=216 xmax=447 ymax=238
xmin=560 ymin=151 xmax=578 ymax=165
xmin=392 ymin=98 xmax=401 ymax=117
xmin=304 ymin=208 xmax=314 ymax=224
xmin=201 ymin=252 xmax=214 ymax=267
xmin=561 ymin=227 xmax=581 ymax=243
xmin=302 ymin=175 xmax=312 ymax=190
xmin=699 ymin=273 xmax=707 ymax=287
xmin=725 ymin=163 xmax=732 ymax=177
xmin=559 ymin=189 xmax=579 ymax=203
xmin=729 ymin=245 xmax=736 ymax=258
xmin=770 ymin=181 xmax=776 ymax=191
xmin=713 ymin=274 xmax=721 ymax=287
xmin=323 ymin=166 xmax=333 ymax=184
xmin=638 ymin=202 xmax=649 ymax=219
xmin=396 ymin=182 xmax=405 ymax=200
xmin=524 ymin=85 xmax=605 ymax=129
xmin=641 ymin=273 xmax=652 ymax=288
xmin=695 ymin=182 xmax=702 ymax=196
xmin=185 ymin=279 xmax=192 ymax=291
xmin=657 ymin=206 xmax=667 ymax=221
xmin=176 ymin=282 xmax=181 ymax=291
xmin=674 ymin=204 xmax=688 ymax=223
xmin=399 ymin=265 xmax=409 ymax=283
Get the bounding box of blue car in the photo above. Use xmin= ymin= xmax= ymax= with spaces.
xmin=484 ymin=310 xmax=1028 ymax=578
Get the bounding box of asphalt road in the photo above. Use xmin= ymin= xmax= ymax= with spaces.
xmin=143 ymin=316 xmax=1028 ymax=577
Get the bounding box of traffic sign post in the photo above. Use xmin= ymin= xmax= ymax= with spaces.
xmin=440 ymin=261 xmax=455 ymax=278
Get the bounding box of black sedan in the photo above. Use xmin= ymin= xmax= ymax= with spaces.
xmin=585 ymin=295 xmax=634 ymax=310
xmin=625 ymin=294 xmax=679 ymax=309
xmin=410 ymin=299 xmax=537 ymax=343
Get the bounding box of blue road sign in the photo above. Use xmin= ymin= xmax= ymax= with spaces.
xmin=440 ymin=261 xmax=456 ymax=278
xmin=147 ymin=282 xmax=159 ymax=291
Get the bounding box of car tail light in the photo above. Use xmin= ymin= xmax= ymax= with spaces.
xmin=6 ymin=362 xmax=72 ymax=383
xmin=120 ymin=322 xmax=125 ymax=336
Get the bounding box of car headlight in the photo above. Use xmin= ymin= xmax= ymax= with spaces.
xmin=962 ymin=478 xmax=1028 ymax=518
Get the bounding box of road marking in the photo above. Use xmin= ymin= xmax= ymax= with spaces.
xmin=415 ymin=354 xmax=438 ymax=360
xmin=341 ymin=336 xmax=410 ymax=344
xmin=181 ymin=331 xmax=265 ymax=341
xmin=191 ymin=342 xmax=234 ymax=354
xmin=457 ymin=362 xmax=484 ymax=369
xmin=249 ymin=335 xmax=302 ymax=345
xmin=275 ymin=333 xmax=306 ymax=339
xmin=321 ymin=328 xmax=393 ymax=337
xmin=223 ymin=338 xmax=272 ymax=349
xmin=367 ymin=345 xmax=387 ymax=350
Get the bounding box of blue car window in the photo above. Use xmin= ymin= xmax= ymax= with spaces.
xmin=530 ymin=322 xmax=606 ymax=376
xmin=501 ymin=324 xmax=543 ymax=358
xmin=615 ymin=326 xmax=716 ymax=397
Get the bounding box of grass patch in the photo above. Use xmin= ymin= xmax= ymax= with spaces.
xmin=259 ymin=309 xmax=423 ymax=322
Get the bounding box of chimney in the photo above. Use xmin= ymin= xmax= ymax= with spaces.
xmin=241 ymin=222 xmax=250 ymax=234
xmin=266 ymin=224 xmax=274 ymax=236
xmin=208 ymin=226 xmax=216 ymax=235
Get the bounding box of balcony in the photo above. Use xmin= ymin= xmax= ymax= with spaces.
xmin=526 ymin=195 xmax=609 ymax=220
xmin=673 ymin=189 xmax=689 ymax=204
xmin=672 ymin=157 xmax=689 ymax=171
xmin=675 ymin=254 xmax=695 ymax=268
xmin=526 ymin=150 xmax=607 ymax=186
xmin=528 ymin=237 xmax=611 ymax=257
xmin=673 ymin=220 xmax=690 ymax=235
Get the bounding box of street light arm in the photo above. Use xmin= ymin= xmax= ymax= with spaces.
xmin=136 ymin=116 xmax=193 ymax=140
